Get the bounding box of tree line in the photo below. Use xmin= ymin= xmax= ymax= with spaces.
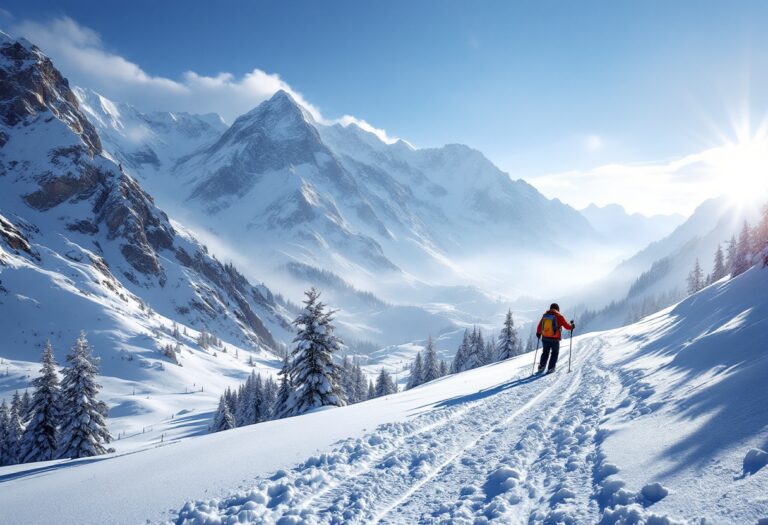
xmin=212 ymin=295 xmax=527 ymax=433
xmin=687 ymin=207 xmax=768 ymax=294
xmin=0 ymin=333 xmax=112 ymax=466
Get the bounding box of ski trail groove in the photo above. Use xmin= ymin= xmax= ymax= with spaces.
xmin=380 ymin=359 xmax=588 ymax=524
xmin=369 ymin=371 xmax=573 ymax=524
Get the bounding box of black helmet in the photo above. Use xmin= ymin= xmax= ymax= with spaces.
xmin=550 ymin=303 xmax=560 ymax=311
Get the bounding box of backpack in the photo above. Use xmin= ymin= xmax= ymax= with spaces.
xmin=540 ymin=312 xmax=559 ymax=338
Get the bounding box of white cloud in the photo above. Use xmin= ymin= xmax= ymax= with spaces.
xmin=528 ymin=136 xmax=768 ymax=216
xmin=335 ymin=115 xmax=399 ymax=145
xmin=7 ymin=15 xmax=390 ymax=132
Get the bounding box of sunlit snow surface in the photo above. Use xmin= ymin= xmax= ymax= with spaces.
xmin=1 ymin=266 xmax=767 ymax=524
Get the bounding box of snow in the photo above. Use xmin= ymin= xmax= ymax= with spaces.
xmin=1 ymin=265 xmax=767 ymax=523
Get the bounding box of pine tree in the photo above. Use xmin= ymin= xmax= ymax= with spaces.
xmin=497 ymin=310 xmax=521 ymax=360
xmin=753 ymin=203 xmax=768 ymax=264
xmin=57 ymin=332 xmax=111 ymax=459
xmin=452 ymin=330 xmax=471 ymax=373
xmin=20 ymin=341 xmax=61 ymax=463
xmin=725 ymin=235 xmax=738 ymax=275
xmin=484 ymin=338 xmax=496 ymax=365
xmin=261 ymin=377 xmax=277 ymax=420
xmin=439 ymin=360 xmax=448 ymax=377
xmin=4 ymin=394 xmax=24 ymax=465
xmin=367 ymin=380 xmax=376 ymax=400
xmin=711 ymin=244 xmax=727 ymax=282
xmin=422 ymin=337 xmax=441 ymax=383
xmin=374 ymin=368 xmax=397 ymax=397
xmin=275 ymin=356 xmax=292 ymax=419
xmin=340 ymin=356 xmax=356 ymax=403
xmin=461 ymin=327 xmax=485 ymax=371
xmin=20 ymin=390 xmax=32 ymax=423
xmin=284 ymin=289 xmax=346 ymax=416
xmin=353 ymin=361 xmax=368 ymax=403
xmin=212 ymin=396 xmax=236 ymax=432
xmin=251 ymin=373 xmax=265 ymax=423
xmin=0 ymin=400 xmax=10 ymax=466
xmin=687 ymin=258 xmax=704 ymax=295
xmin=733 ymin=222 xmax=753 ymax=276
xmin=407 ymin=351 xmax=423 ymax=390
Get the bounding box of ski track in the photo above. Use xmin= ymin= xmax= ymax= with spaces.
xmin=173 ymin=337 xmax=684 ymax=525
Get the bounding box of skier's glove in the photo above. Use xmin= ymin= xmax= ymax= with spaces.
xmin=536 ymin=334 xmax=541 ymax=340
xmin=570 ymin=320 xmax=576 ymax=330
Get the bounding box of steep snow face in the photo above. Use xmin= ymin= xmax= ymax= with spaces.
xmin=73 ymin=86 xmax=226 ymax=192
xmin=0 ymin=34 xmax=293 ymax=437
xmin=171 ymin=90 xmax=400 ymax=276
xmin=1 ymin=265 xmax=765 ymax=525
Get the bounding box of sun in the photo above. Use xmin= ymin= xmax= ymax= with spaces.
xmin=706 ymin=126 xmax=768 ymax=209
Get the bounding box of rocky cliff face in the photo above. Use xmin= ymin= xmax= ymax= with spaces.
xmin=0 ymin=31 xmax=291 ymax=350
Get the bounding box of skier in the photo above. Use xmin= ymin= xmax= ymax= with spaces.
xmin=535 ymin=303 xmax=574 ymax=374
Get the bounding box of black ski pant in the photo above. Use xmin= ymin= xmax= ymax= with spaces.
xmin=539 ymin=338 xmax=560 ymax=370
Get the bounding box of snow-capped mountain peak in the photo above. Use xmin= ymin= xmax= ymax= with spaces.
xmin=1 ymin=33 xmax=294 ymax=438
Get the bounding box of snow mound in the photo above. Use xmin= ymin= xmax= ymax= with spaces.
xmin=743 ymin=448 xmax=768 ymax=476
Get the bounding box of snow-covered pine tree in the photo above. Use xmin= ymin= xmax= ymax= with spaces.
xmin=754 ymin=204 xmax=768 ymax=265
xmin=275 ymin=356 xmax=292 ymax=419
xmin=422 ymin=337 xmax=441 ymax=383
xmin=211 ymin=395 xmax=236 ymax=432
xmin=367 ymin=380 xmax=376 ymax=400
xmin=57 ymin=332 xmax=111 ymax=459
xmin=262 ymin=376 xmax=277 ymax=420
xmin=374 ymin=368 xmax=397 ymax=397
xmin=0 ymin=400 xmax=12 ymax=466
xmin=461 ymin=327 xmax=485 ymax=371
xmin=251 ymin=373 xmax=265 ymax=424
xmin=439 ymin=360 xmax=448 ymax=377
xmin=234 ymin=379 xmax=249 ymax=426
xmin=725 ymin=235 xmax=738 ymax=275
xmin=406 ymin=351 xmax=423 ymax=390
xmin=711 ymin=244 xmax=727 ymax=282
xmin=223 ymin=387 xmax=238 ymax=424
xmin=340 ymin=356 xmax=356 ymax=403
xmin=687 ymin=258 xmax=704 ymax=295
xmin=497 ymin=310 xmax=521 ymax=360
xmin=284 ymin=289 xmax=346 ymax=417
xmin=4 ymin=393 xmax=24 ymax=465
xmin=20 ymin=390 xmax=32 ymax=423
xmin=451 ymin=330 xmax=471 ymax=373
xmin=197 ymin=329 xmax=210 ymax=349
xmin=20 ymin=341 xmax=60 ymax=463
xmin=484 ymin=338 xmax=496 ymax=364
xmin=353 ymin=361 xmax=368 ymax=404
xmin=733 ymin=222 xmax=753 ymax=276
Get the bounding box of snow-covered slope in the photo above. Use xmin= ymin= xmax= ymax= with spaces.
xmin=576 ymin=197 xmax=764 ymax=330
xmin=0 ymin=32 xmax=293 ymax=439
xmin=74 ymin=86 xmax=226 ymax=182
xmin=2 ymin=259 xmax=765 ymax=524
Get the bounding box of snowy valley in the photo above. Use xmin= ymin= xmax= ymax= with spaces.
xmin=0 ymin=21 xmax=767 ymax=525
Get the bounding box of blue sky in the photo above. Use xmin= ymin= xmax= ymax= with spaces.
xmin=3 ymin=1 xmax=768 ymax=215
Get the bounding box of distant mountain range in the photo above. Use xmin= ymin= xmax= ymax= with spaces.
xmin=580 ymin=203 xmax=684 ymax=255
xmin=77 ymin=87 xmax=601 ymax=297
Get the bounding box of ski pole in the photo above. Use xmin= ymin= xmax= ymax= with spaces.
xmin=568 ymin=327 xmax=574 ymax=373
xmin=531 ymin=337 xmax=540 ymax=375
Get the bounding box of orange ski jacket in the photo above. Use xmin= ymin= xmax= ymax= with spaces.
xmin=536 ymin=309 xmax=573 ymax=340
